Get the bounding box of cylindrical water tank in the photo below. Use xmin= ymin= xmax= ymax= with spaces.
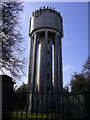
xmin=29 ymin=7 xmax=63 ymax=37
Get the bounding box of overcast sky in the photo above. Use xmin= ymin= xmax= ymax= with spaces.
xmin=18 ymin=2 xmax=88 ymax=87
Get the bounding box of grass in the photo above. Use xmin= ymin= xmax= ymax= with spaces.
xmin=11 ymin=112 xmax=56 ymax=120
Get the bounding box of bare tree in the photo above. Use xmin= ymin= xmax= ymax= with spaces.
xmin=0 ymin=2 xmax=26 ymax=78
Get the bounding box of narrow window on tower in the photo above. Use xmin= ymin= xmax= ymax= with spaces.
xmin=47 ymin=73 xmax=49 ymax=79
xmin=52 ymin=44 xmax=54 ymax=86
xmin=48 ymin=50 xmax=49 ymax=54
xmin=47 ymin=86 xmax=50 ymax=92
xmin=48 ymin=61 xmax=49 ymax=66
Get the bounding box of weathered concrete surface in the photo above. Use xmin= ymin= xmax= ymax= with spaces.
xmin=28 ymin=7 xmax=63 ymax=112
xmin=30 ymin=8 xmax=63 ymax=36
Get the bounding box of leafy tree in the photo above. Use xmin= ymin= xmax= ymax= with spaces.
xmin=70 ymin=58 xmax=90 ymax=92
xmin=82 ymin=57 xmax=90 ymax=91
xmin=82 ymin=57 xmax=90 ymax=81
xmin=0 ymin=2 xmax=25 ymax=78
xmin=70 ymin=72 xmax=88 ymax=92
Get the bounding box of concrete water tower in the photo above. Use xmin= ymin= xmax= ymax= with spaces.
xmin=28 ymin=6 xmax=63 ymax=112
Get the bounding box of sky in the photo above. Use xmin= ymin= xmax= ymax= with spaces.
xmin=18 ymin=2 xmax=88 ymax=87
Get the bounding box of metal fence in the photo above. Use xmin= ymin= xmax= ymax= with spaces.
xmin=10 ymin=90 xmax=90 ymax=120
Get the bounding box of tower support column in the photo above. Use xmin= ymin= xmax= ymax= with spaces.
xmin=43 ymin=31 xmax=48 ymax=112
xmin=56 ymin=38 xmax=63 ymax=114
xmin=28 ymin=36 xmax=34 ymax=112
xmin=54 ymin=33 xmax=59 ymax=93
xmin=39 ymin=31 xmax=48 ymax=93
xmin=28 ymin=36 xmax=34 ymax=91
xmin=32 ymin=34 xmax=38 ymax=92
xmin=59 ymin=39 xmax=63 ymax=93
xmin=44 ymin=31 xmax=48 ymax=92
xmin=31 ymin=34 xmax=38 ymax=112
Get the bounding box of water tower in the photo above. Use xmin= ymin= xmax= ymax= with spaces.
xmin=28 ymin=6 xmax=63 ymax=112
